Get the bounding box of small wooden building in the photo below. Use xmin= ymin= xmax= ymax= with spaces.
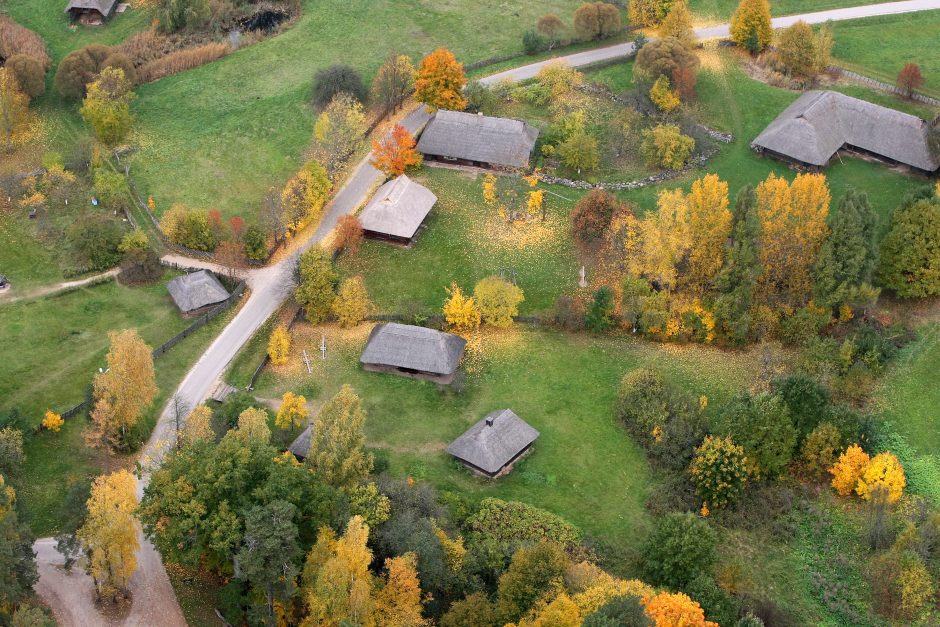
xmin=446 ymin=409 xmax=539 ymax=478
xmin=65 ymin=0 xmax=117 ymax=24
xmin=167 ymin=270 xmax=230 ymax=315
xmin=287 ymin=425 xmax=313 ymax=461
xmin=359 ymin=175 xmax=437 ymax=246
xmin=417 ymin=110 xmax=539 ymax=169
xmin=360 ymin=323 xmax=466 ymax=384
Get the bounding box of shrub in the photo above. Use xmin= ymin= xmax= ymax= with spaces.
xmin=101 ymin=52 xmax=137 ymax=85
xmin=870 ymin=550 xmax=934 ymax=620
xmin=690 ymin=436 xmax=749 ymax=509
xmin=522 ymin=30 xmax=546 ymax=55
xmin=5 ymin=55 xmax=45 ymax=98
xmin=332 ymin=276 xmax=370 ymax=327
xmin=552 ymin=294 xmax=586 ymax=330
xmin=829 ymin=443 xmax=870 ymax=496
xmin=714 ymin=393 xmax=797 ymax=479
xmin=42 ymin=410 xmax=64 ymax=433
xmin=616 ymin=368 xmax=671 ymax=447
xmin=242 ymin=225 xmax=268 ymax=261
xmin=897 ymin=63 xmax=925 ymax=98
xmin=571 ymin=189 xmax=626 ymax=243
xmin=443 ymin=283 xmax=480 ymax=332
xmin=573 ymin=2 xmax=621 ymax=40
xmin=114 ymin=30 xmax=171 ymax=67
xmin=473 ymin=276 xmax=524 ymax=328
xmin=642 ymin=124 xmax=695 ymax=170
xmin=136 ymin=43 xmax=230 ymax=84
xmin=772 ymin=373 xmax=831 ymax=438
xmin=55 ymin=46 xmax=107 ymax=98
xmin=537 ymin=14 xmax=566 ymax=49
xmin=333 ymin=215 xmax=364 ymax=256
xmin=585 ymin=286 xmax=616 ymax=331
xmin=644 ymin=592 xmax=717 ymax=627
xmin=92 ymin=168 xmax=127 ymax=210
xmin=469 ymin=498 xmax=582 ymax=551
xmin=158 ymin=0 xmax=211 ymax=33
xmin=856 ymin=452 xmax=906 ymax=503
xmin=161 ymin=204 xmax=217 ymax=251
xmin=634 ymin=36 xmax=699 ymax=84
xmin=683 ymin=575 xmax=739 ymax=626
xmin=267 ymin=324 xmax=290 ymax=365
xmin=730 ymin=0 xmax=772 ymax=52
xmin=643 ymin=512 xmax=717 ymax=588
xmin=802 ymin=423 xmax=842 ymax=478
xmin=312 ymin=63 xmax=367 ymax=107
xmin=118 ymin=247 xmax=162 ymax=285
xmin=776 ymin=21 xmax=818 ymax=76
xmin=650 ymin=75 xmax=681 ymax=113
xmin=68 ymin=214 xmax=124 ymax=271
xmin=295 ymin=245 xmax=337 ymax=324
xmin=0 ymin=16 xmax=50 ymax=69
xmin=583 ymin=594 xmax=651 ymax=626
xmin=879 ymin=198 xmax=940 ymax=297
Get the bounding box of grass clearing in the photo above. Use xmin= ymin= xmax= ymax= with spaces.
xmin=689 ymin=0 xmax=886 ymax=23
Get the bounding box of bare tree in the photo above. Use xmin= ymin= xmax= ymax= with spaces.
xmin=170 ymin=393 xmax=190 ymax=446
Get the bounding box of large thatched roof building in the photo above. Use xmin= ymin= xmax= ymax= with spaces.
xmin=65 ymin=0 xmax=117 ymax=24
xmin=359 ymin=175 xmax=437 ymax=245
xmin=417 ymin=110 xmax=539 ymax=169
xmin=360 ymin=323 xmax=466 ymax=384
xmin=167 ymin=270 xmax=230 ymax=314
xmin=752 ymin=90 xmax=940 ymax=174
xmin=446 ymin=409 xmax=539 ymax=478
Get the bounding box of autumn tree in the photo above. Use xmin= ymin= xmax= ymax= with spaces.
xmin=181 ymin=405 xmax=214 ymax=446
xmin=0 ymin=69 xmax=29 ymax=151
xmin=897 ymin=63 xmax=925 ymax=98
xmin=644 ymin=592 xmax=718 ymax=627
xmin=0 ymin=473 xmax=38 ymax=620
xmin=755 ymin=172 xmax=830 ymax=305
xmin=332 ymin=276 xmax=371 ymax=328
xmin=414 ymin=48 xmax=467 ymax=111
xmin=642 ymin=124 xmax=695 ymax=170
xmin=879 ymin=197 xmax=940 ymax=297
xmin=776 ymin=21 xmax=818 ymax=76
xmin=572 ymin=189 xmax=627 ymax=244
xmin=559 ymin=131 xmax=600 ymax=174
xmin=829 ymin=443 xmax=870 ymax=496
xmin=629 ymin=0 xmax=673 ymax=26
xmin=372 ymin=54 xmax=416 ymax=114
xmin=497 ymin=541 xmax=570 ymax=623
xmin=81 ymin=67 xmax=135 ymax=146
xmin=160 ymin=204 xmax=217 ymax=251
xmin=635 ymin=188 xmax=690 ymax=290
xmin=634 ymin=37 xmax=700 ymax=85
xmin=267 ymin=324 xmax=291 ymax=365
xmin=295 ymin=245 xmax=338 ymax=323
xmin=6 ymin=55 xmax=45 ymax=99
xmin=813 ymin=190 xmax=879 ymax=308
xmin=334 ymin=215 xmax=364 ymax=256
xmin=41 ymin=410 xmax=63 ymax=433
xmin=856 ymin=452 xmax=906 ymax=503
xmin=54 ymin=44 xmax=110 ymax=99
xmin=537 ymin=14 xmax=566 ymax=50
xmin=91 ymin=329 xmax=158 ymax=448
xmin=473 ymin=276 xmax=525 ymax=328
xmin=659 ymin=0 xmax=695 ymax=47
xmin=649 ymin=76 xmax=681 ymax=113
xmin=801 ymin=422 xmax=842 ymax=478
xmin=78 ymin=470 xmax=139 ymax=600
xmin=238 ymin=500 xmax=301 ymax=625
xmin=275 ymin=392 xmax=308 ymax=433
xmin=443 ymin=283 xmax=481 ymax=333
xmin=730 ymin=0 xmax=772 ymax=53
xmin=672 ymin=65 xmax=698 ymax=101
xmin=684 ymin=174 xmax=731 ymax=292
xmin=370 ymin=124 xmax=422 ymax=177
xmin=312 ymin=93 xmax=367 ymax=179
xmin=689 ymin=435 xmax=749 ymax=509
xmin=306 ymin=385 xmax=373 ymax=490
xmin=374 ymin=553 xmax=430 ymax=626
xmin=302 ymin=517 xmax=375 ymax=624
xmin=282 ymin=160 xmax=332 ymax=232
xmin=573 ymin=2 xmax=621 ymax=41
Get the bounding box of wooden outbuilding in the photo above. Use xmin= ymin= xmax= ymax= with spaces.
xmin=446 ymin=409 xmax=539 ymax=478
xmin=360 ymin=323 xmax=466 ymax=384
xmin=166 ymin=270 xmax=230 ymax=315
xmin=65 ymin=0 xmax=117 ymax=24
xmin=359 ymin=175 xmax=437 ymax=246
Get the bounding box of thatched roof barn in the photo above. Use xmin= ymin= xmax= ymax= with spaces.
xmin=167 ymin=270 xmax=230 ymax=314
xmin=752 ymin=90 xmax=940 ymax=174
xmin=359 ymin=175 xmax=437 ymax=245
xmin=360 ymin=323 xmax=466 ymax=384
xmin=417 ymin=110 xmax=539 ymax=169
xmin=287 ymin=425 xmax=313 ymax=460
xmin=65 ymin=0 xmax=117 ymax=24
xmin=446 ymin=409 xmax=539 ymax=478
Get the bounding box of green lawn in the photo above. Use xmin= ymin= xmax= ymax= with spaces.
xmin=339 ymin=167 xmax=583 ymax=315
xmin=689 ymin=0 xmax=886 ymax=23
xmin=246 ymin=323 xmax=763 ymax=570
xmin=128 ymin=0 xmax=588 ymax=223
xmin=830 ymin=11 xmax=940 ymax=97
xmin=0 ymin=211 xmax=64 ymax=289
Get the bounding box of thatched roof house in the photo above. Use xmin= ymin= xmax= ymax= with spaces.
xmin=287 ymin=425 xmax=313 ymax=460
xmin=752 ymin=90 xmax=940 ymax=174
xmin=417 ymin=110 xmax=539 ymax=169
xmin=360 ymin=323 xmax=466 ymax=384
xmin=446 ymin=409 xmax=539 ymax=478
xmin=359 ymin=175 xmax=437 ymax=245
xmin=167 ymin=270 xmax=230 ymax=314
xmin=65 ymin=0 xmax=117 ymax=23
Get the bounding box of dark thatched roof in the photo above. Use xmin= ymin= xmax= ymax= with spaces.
xmin=287 ymin=425 xmax=313 ymax=459
xmin=446 ymin=409 xmax=539 ymax=475
xmin=166 ymin=270 xmax=229 ymax=313
xmin=417 ymin=110 xmax=539 ymax=168
xmin=359 ymin=175 xmax=437 ymax=239
xmin=65 ymin=0 xmax=117 ymax=14
xmin=360 ymin=323 xmax=466 ymax=376
xmin=752 ymin=90 xmax=940 ymax=172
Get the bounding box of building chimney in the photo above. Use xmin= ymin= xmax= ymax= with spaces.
xmin=485 ymin=416 xmax=495 ymax=427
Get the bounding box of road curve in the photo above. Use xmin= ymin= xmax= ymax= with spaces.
xmin=33 ymin=1 xmax=940 ymax=624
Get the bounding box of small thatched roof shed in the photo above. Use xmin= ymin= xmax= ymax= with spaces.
xmin=287 ymin=425 xmax=313 ymax=460
xmin=359 ymin=175 xmax=437 ymax=245
xmin=417 ymin=110 xmax=539 ymax=169
xmin=752 ymin=90 xmax=940 ymax=174
xmin=65 ymin=0 xmax=117 ymax=22
xmin=167 ymin=270 xmax=230 ymax=314
xmin=446 ymin=409 xmax=539 ymax=478
xmin=360 ymin=323 xmax=466 ymax=384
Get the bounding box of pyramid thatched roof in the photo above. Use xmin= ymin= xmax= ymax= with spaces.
xmin=446 ymin=409 xmax=539 ymax=476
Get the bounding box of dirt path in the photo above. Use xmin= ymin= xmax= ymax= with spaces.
xmin=0 ymin=269 xmax=119 ymax=305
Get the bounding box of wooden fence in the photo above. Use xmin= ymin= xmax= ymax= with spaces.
xmin=828 ymin=65 xmax=940 ymax=108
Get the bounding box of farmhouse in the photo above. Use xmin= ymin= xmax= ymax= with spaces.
xmin=166 ymin=270 xmax=230 ymax=314
xmin=417 ymin=110 xmax=539 ymax=169
xmin=752 ymin=90 xmax=940 ymax=175
xmin=65 ymin=0 xmax=117 ymax=24
xmin=360 ymin=323 xmax=466 ymax=384
xmin=359 ymin=175 xmax=437 ymax=246
xmin=446 ymin=409 xmax=540 ymax=478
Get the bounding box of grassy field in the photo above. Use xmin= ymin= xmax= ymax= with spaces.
xmin=0 ymin=210 xmax=65 ymax=289
xmin=244 ymin=322 xmax=763 ymax=570
xmin=338 ymin=167 xmax=582 ymax=315
xmin=689 ymin=0 xmax=886 ymax=22
xmin=830 ymin=11 xmax=940 ymax=96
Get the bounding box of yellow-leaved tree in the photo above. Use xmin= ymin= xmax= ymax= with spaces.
xmin=829 ymin=443 xmax=870 ymax=496
xmin=522 ymin=593 xmax=582 ymax=627
xmin=42 ymin=410 xmax=64 ymax=433
xmin=650 ymin=76 xmax=681 ymax=113
xmin=268 ymin=324 xmax=291 ymax=365
xmin=755 ymin=172 xmax=830 ymax=305
xmin=78 ymin=469 xmax=140 ymax=600
xmin=275 ymin=391 xmax=308 ymax=433
xmin=306 ymin=385 xmax=373 ymax=490
xmin=730 ymin=0 xmax=773 ymax=53
xmin=236 ymin=407 xmax=271 ymax=444
xmin=302 ymin=516 xmax=375 ymax=626
xmin=638 ymin=188 xmax=690 ymax=290
xmin=659 ymin=0 xmax=696 ymax=47
xmin=474 ymin=276 xmax=525 ymax=328
xmin=856 ymin=451 xmax=906 ymax=503
xmin=443 ymin=283 xmax=481 ymax=333
xmin=181 ymin=404 xmax=214 ymax=445
xmin=684 ymin=174 xmax=732 ymax=293
xmin=332 ymin=276 xmax=371 ymax=328
xmin=91 ymin=329 xmax=158 ymax=448
xmin=373 ymin=553 xmax=430 ymax=627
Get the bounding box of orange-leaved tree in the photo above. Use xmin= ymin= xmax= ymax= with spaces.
xmin=829 ymin=443 xmax=870 ymax=496
xmin=414 ymin=48 xmax=467 ymax=112
xmin=371 ymin=124 xmax=422 ymax=177
xmin=856 ymin=451 xmax=906 ymax=503
xmin=643 ymin=591 xmax=718 ymax=627
xmin=373 ymin=552 xmax=431 ymax=626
